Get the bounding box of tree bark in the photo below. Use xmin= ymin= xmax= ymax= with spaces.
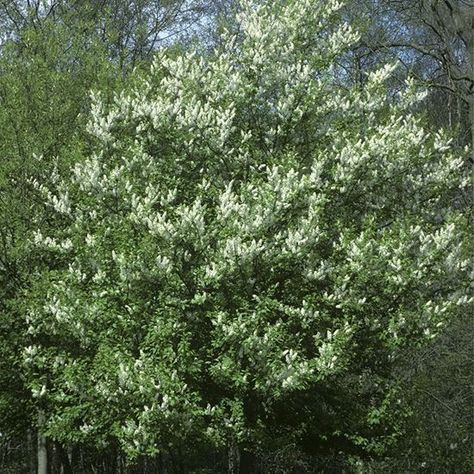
xmin=228 ymin=442 xmax=240 ymax=474
xmin=37 ymin=412 xmax=47 ymax=474
xmin=470 ymin=98 xmax=473 ymax=163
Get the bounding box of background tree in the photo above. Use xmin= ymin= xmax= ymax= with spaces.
xmin=343 ymin=0 xmax=473 ymax=148
xmin=337 ymin=2 xmax=474 ymax=471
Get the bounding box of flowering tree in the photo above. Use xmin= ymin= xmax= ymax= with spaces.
xmin=24 ymin=0 xmax=471 ymax=467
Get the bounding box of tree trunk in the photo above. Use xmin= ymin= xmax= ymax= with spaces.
xmin=37 ymin=412 xmax=47 ymax=474
xmin=470 ymin=98 xmax=473 ymax=163
xmin=228 ymin=442 xmax=240 ymax=474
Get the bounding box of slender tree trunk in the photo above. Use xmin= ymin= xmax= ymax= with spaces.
xmin=447 ymin=75 xmax=453 ymax=128
xmin=37 ymin=412 xmax=47 ymax=474
xmin=470 ymin=98 xmax=474 ymax=163
xmin=228 ymin=442 xmax=240 ymax=474
xmin=80 ymin=448 xmax=85 ymax=473
xmin=467 ymin=25 xmax=474 ymax=162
